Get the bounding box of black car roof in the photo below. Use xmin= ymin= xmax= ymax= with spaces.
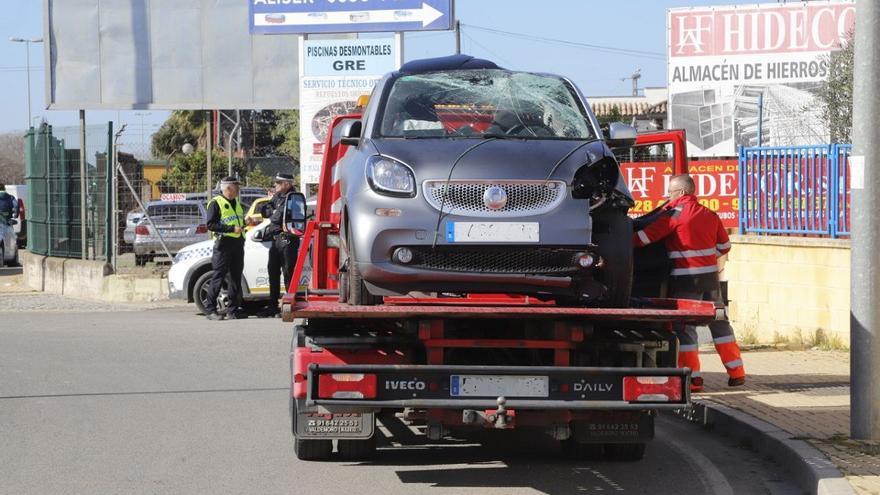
xmin=397 ymin=54 xmax=502 ymax=75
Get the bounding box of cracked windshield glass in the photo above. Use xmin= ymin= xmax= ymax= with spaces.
xmin=380 ymin=69 xmax=595 ymax=140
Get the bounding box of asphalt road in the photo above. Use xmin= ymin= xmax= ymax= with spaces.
xmin=0 ymin=299 xmax=803 ymax=495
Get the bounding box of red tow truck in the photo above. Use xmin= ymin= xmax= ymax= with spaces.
xmin=282 ymin=121 xmax=715 ymax=461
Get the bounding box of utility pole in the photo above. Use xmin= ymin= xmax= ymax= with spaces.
xmin=206 ymin=111 xmax=213 ymax=199
xmin=454 ymin=20 xmax=461 ymax=54
xmin=9 ymin=37 xmax=43 ymax=128
xmin=851 ymin=0 xmax=880 ymax=441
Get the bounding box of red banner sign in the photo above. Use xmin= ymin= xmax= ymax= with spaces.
xmin=620 ymin=159 xmax=740 ymax=228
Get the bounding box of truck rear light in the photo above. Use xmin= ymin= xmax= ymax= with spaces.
xmin=135 ymin=225 xmax=149 ymax=236
xmin=622 ymin=376 xmax=683 ymax=402
xmin=195 ymin=224 xmax=208 ymax=234
xmin=318 ymin=373 xmax=377 ymax=399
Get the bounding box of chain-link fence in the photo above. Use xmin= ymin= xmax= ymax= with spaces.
xmin=111 ymin=123 xmax=297 ymax=272
xmin=24 ymin=124 xmax=112 ymax=260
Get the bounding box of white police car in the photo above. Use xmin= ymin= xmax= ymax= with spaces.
xmin=168 ymin=193 xmax=309 ymax=314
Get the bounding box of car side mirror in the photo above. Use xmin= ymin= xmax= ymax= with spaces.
xmin=283 ymin=192 xmax=307 ymax=233
xmin=7 ymin=219 xmax=17 ymax=226
xmin=252 ymin=228 xmax=264 ymax=242
xmin=340 ymin=119 xmax=363 ymax=146
xmin=604 ymin=122 xmax=638 ymax=149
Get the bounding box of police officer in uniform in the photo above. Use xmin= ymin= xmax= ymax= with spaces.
xmin=204 ymin=177 xmax=246 ymax=321
xmin=259 ymin=173 xmax=300 ymax=318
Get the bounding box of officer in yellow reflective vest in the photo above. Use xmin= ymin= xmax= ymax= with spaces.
xmin=204 ymin=177 xmax=246 ymax=321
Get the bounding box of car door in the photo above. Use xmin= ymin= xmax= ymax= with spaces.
xmin=242 ymin=222 xmax=273 ymax=296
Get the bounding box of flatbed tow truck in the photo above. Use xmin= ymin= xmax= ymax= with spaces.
xmin=281 ymin=118 xmax=716 ymax=462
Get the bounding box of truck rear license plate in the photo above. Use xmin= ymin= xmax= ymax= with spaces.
xmin=450 ymin=375 xmax=549 ymax=397
xmin=446 ymin=222 xmax=539 ymax=243
xmin=295 ymin=411 xmax=374 ymax=439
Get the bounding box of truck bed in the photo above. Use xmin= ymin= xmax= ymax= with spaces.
xmin=283 ymin=297 xmax=721 ymax=324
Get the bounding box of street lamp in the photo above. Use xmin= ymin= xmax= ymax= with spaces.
xmin=9 ymin=37 xmax=44 ymax=129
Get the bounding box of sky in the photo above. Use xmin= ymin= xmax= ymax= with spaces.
xmin=0 ymin=0 xmax=743 ymax=154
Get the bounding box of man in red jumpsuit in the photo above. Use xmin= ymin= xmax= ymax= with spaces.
xmin=633 ymin=174 xmax=745 ymax=391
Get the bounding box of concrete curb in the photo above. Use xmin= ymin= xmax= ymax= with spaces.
xmin=676 ymin=400 xmax=855 ymax=495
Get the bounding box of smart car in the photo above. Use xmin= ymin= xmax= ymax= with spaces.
xmin=334 ymin=55 xmax=637 ymax=306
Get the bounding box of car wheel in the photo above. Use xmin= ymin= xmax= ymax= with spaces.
xmin=592 ymin=210 xmax=633 ymax=308
xmin=560 ymin=438 xmax=604 ymax=460
xmin=291 ymin=399 xmax=333 ymax=461
xmin=194 ymin=271 xmax=229 ymax=316
xmin=135 ymin=254 xmax=147 ymax=267
xmin=337 ymin=436 xmax=376 ymax=461
xmin=604 ymin=442 xmax=646 ymax=461
xmin=342 ymin=216 xmax=381 ymax=306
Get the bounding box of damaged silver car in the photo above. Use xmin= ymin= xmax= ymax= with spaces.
xmin=336 ymin=55 xmax=637 ymax=306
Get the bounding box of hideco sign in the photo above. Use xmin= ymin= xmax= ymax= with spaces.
xmin=667 ymin=1 xmax=855 ymax=157
xmin=620 ymin=159 xmax=740 ymax=229
xmin=299 ymin=38 xmax=398 ymax=193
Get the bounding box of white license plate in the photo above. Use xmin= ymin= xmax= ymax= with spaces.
xmin=450 ymin=375 xmax=549 ymax=398
xmin=446 ymin=222 xmax=539 ymax=243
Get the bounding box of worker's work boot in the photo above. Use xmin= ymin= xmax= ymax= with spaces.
xmin=205 ymin=312 xmax=224 ymax=321
xmin=227 ymin=310 xmax=247 ymax=320
xmin=690 ymin=377 xmax=704 ymax=393
xmin=728 ymin=376 xmax=746 ymax=387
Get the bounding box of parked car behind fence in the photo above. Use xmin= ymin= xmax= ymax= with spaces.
xmin=133 ymin=200 xmax=209 ymax=266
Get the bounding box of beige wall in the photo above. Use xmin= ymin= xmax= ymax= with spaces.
xmin=725 ymin=235 xmax=851 ymax=347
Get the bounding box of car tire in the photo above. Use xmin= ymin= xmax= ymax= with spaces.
xmin=604 ymin=442 xmax=646 ymax=462
xmin=592 ymin=210 xmax=634 ymax=308
xmin=193 ymin=270 xmax=229 ymax=316
xmin=135 ymin=254 xmax=147 ymax=267
xmin=342 ymin=215 xmax=381 ymax=306
xmin=337 ymin=436 xmax=376 ymax=461
xmin=291 ymin=399 xmax=333 ymax=461
xmin=560 ymin=438 xmax=604 ymax=461
xmin=347 ymin=259 xmax=382 ymax=306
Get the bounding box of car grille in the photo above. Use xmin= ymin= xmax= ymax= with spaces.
xmin=404 ymin=246 xmax=582 ymax=274
xmin=422 ymin=180 xmax=566 ymax=217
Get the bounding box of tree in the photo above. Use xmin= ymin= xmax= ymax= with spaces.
xmin=595 ymin=106 xmax=625 ymax=128
xmin=245 ymin=168 xmax=274 ymax=189
xmin=0 ymin=133 xmax=25 ymax=184
xmin=814 ymin=31 xmax=854 ymax=143
xmin=157 ymin=150 xmax=246 ymax=193
xmin=151 ymin=111 xmax=207 ymax=158
xmin=272 ymin=110 xmax=301 ymax=158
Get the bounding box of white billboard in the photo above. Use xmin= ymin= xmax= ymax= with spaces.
xmin=667 ymin=1 xmax=855 ymax=157
xmin=298 ymin=37 xmax=398 ymax=192
xmin=45 ymin=0 xmax=301 ymax=110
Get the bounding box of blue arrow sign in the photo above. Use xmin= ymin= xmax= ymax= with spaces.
xmin=250 ymin=0 xmax=453 ymax=35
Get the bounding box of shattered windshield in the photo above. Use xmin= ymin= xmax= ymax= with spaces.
xmin=379 ymin=69 xmax=595 ymax=140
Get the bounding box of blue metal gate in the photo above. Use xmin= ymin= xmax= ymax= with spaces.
xmin=738 ymin=144 xmax=850 ymax=238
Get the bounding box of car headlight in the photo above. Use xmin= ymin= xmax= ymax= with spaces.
xmin=366 ymin=155 xmax=416 ymax=197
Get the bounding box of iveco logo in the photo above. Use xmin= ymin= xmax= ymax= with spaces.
xmin=483 ymin=186 xmax=508 ymax=210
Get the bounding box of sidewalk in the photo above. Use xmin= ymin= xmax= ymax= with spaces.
xmin=695 ymin=349 xmax=880 ymax=494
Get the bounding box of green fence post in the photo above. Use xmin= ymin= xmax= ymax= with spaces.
xmin=46 ymin=125 xmax=52 ymax=258
xmin=24 ymin=127 xmax=33 ymax=253
xmin=105 ymin=122 xmax=113 ymax=264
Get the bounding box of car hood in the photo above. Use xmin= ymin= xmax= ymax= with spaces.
xmin=367 ymin=138 xmax=611 ymax=182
